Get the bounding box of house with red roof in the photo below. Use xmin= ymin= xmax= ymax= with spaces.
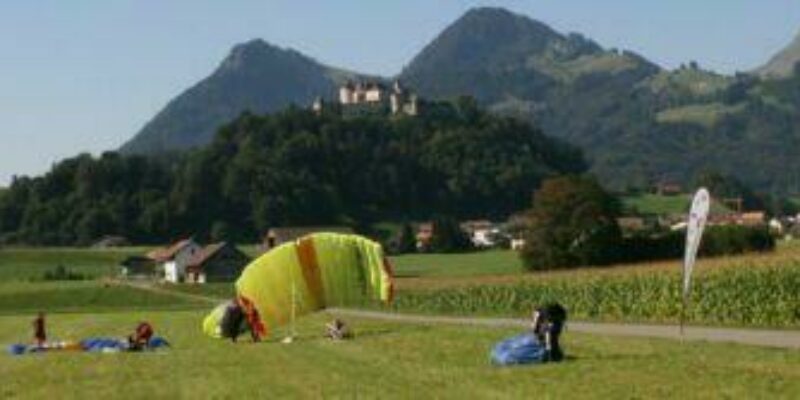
xmin=146 ymin=238 xmax=202 ymax=283
xmin=184 ymin=242 xmax=250 ymax=283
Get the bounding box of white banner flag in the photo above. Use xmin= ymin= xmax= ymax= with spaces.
xmin=683 ymin=188 xmax=710 ymax=302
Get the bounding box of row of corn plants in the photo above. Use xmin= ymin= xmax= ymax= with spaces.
xmin=388 ymin=263 xmax=800 ymax=327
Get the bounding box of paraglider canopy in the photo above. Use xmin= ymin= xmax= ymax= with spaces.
xmin=203 ymin=233 xmax=393 ymax=339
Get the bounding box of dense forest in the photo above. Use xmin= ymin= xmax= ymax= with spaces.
xmin=0 ymin=100 xmax=585 ymax=245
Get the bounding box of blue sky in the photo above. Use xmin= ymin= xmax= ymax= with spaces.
xmin=1 ymin=0 xmax=799 ymax=185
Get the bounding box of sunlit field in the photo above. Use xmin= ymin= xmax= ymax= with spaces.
xmin=1 ymin=310 xmax=798 ymax=399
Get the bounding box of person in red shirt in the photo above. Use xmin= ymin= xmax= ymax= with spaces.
xmin=32 ymin=312 xmax=46 ymax=347
xmin=128 ymin=321 xmax=154 ymax=351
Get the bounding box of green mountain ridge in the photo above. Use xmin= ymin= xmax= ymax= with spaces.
xmin=120 ymin=39 xmax=367 ymax=154
xmin=119 ymin=7 xmax=800 ymax=194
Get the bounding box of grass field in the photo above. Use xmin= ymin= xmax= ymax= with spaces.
xmin=655 ymin=102 xmax=744 ymax=128
xmin=0 ymin=310 xmax=798 ymax=399
xmin=0 ymin=281 xmax=208 ymax=315
xmin=390 ymin=250 xmax=524 ymax=278
xmin=0 ymin=244 xmax=798 ymax=397
xmin=0 ymin=247 xmax=150 ymax=281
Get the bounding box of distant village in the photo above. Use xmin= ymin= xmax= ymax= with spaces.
xmin=111 ymin=180 xmax=800 ymax=285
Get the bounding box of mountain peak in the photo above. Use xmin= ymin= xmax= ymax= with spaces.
xmin=219 ymin=39 xmax=294 ymax=72
xmin=756 ymin=29 xmax=800 ymax=79
xmin=121 ymin=39 xmax=342 ymax=154
xmin=460 ymin=6 xmax=556 ymax=33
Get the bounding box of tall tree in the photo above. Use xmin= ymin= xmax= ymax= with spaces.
xmin=520 ymin=175 xmax=622 ymax=270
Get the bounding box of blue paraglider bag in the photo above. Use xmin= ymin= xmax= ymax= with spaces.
xmin=490 ymin=333 xmax=547 ymax=365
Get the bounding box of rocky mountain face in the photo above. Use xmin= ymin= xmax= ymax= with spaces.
xmin=756 ymin=29 xmax=800 ymax=79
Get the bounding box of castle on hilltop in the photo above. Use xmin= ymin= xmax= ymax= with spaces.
xmin=313 ymin=80 xmax=419 ymax=117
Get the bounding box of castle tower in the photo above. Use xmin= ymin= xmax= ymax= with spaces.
xmin=339 ymin=82 xmax=354 ymax=104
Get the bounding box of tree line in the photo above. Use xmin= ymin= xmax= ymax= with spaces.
xmin=0 ymin=100 xmax=586 ymax=245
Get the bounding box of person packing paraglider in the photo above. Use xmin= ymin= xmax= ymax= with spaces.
xmin=530 ymin=302 xmax=567 ymax=362
xmin=127 ymin=321 xmax=154 ymax=351
xmin=220 ymin=300 xmax=259 ymax=343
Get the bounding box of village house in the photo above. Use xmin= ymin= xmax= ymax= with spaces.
xmin=616 ymin=217 xmax=647 ymax=234
xmin=146 ymin=238 xmax=202 ymax=283
xmin=460 ymin=220 xmax=500 ymax=248
xmin=262 ymin=226 xmax=354 ymax=251
xmin=738 ymin=211 xmax=766 ymax=226
xmin=415 ymin=222 xmax=434 ymax=251
xmin=510 ymin=238 xmax=526 ymax=251
xmin=184 ymin=242 xmax=250 ymax=284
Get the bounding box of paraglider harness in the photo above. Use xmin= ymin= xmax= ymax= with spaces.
xmin=324 ymin=319 xmax=352 ymax=340
xmin=531 ymin=303 xmax=567 ymax=362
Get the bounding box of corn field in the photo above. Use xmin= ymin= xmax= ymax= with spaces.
xmin=390 ymin=262 xmax=800 ymax=327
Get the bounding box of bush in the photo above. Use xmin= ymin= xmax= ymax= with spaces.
xmin=42 ymin=265 xmax=89 ymax=281
xmin=393 ymin=223 xmax=418 ymax=254
xmin=620 ymin=225 xmax=775 ymax=262
xmin=430 ymin=217 xmax=473 ymax=253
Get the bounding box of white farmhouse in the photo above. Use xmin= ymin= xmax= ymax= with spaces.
xmin=147 ymin=238 xmax=202 ymax=283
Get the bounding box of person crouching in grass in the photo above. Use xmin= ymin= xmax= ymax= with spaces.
xmin=531 ymin=303 xmax=567 ymax=362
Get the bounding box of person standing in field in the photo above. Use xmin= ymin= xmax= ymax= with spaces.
xmin=32 ymin=312 xmax=46 ymax=347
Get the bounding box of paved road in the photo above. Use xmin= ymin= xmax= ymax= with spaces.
xmin=116 ymin=280 xmax=800 ymax=349
xmin=329 ymin=308 xmax=800 ymax=350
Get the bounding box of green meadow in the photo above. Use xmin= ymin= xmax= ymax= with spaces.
xmin=0 ymin=245 xmax=798 ymax=398
xmin=1 ymin=310 xmax=798 ymax=399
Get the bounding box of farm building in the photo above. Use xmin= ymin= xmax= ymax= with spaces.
xmin=119 ymin=256 xmax=156 ymax=280
xmin=263 ymin=226 xmax=354 ymax=250
xmin=460 ymin=220 xmax=500 ymax=248
xmin=616 ymin=217 xmax=647 ymax=233
xmin=184 ymin=242 xmax=250 ymax=283
xmin=147 ymin=238 xmax=202 ymax=283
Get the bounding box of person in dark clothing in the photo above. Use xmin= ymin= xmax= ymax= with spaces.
xmin=32 ymin=312 xmax=46 ymax=347
xmin=220 ymin=301 xmax=258 ymax=343
xmin=531 ymin=303 xmax=567 ymax=362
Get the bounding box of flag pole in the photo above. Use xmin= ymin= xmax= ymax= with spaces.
xmin=680 ymin=267 xmax=685 ymax=336
xmin=283 ymin=269 xmax=297 ymax=344
xmin=680 ymin=188 xmax=709 ymax=338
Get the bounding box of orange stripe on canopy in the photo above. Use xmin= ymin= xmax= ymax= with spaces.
xmin=296 ymin=237 xmax=325 ymax=309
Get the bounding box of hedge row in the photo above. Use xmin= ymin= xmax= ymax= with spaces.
xmin=619 ymin=225 xmax=775 ymax=263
